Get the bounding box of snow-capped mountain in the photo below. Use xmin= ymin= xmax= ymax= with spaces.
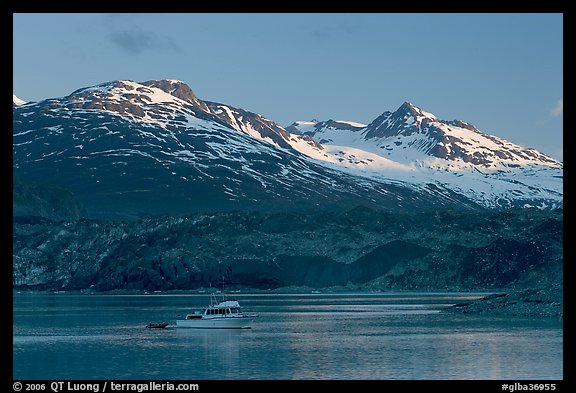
xmin=13 ymin=79 xmax=562 ymax=219
xmin=13 ymin=80 xmax=478 ymax=219
xmin=285 ymin=102 xmax=562 ymax=210
xmin=361 ymin=102 xmax=558 ymax=168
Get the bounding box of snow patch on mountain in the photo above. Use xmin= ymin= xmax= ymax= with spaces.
xmin=335 ymin=120 xmax=368 ymax=128
xmin=13 ymin=94 xmax=26 ymax=106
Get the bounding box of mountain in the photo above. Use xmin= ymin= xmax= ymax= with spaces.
xmin=13 ymin=80 xmax=562 ymax=219
xmin=12 ymin=80 xmax=563 ymax=301
xmin=13 ymin=80 xmax=478 ymax=219
xmin=362 ymin=101 xmax=558 ymax=167
xmin=286 ymin=102 xmax=562 ymax=210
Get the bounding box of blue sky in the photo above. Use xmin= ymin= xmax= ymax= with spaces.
xmin=13 ymin=13 xmax=563 ymax=161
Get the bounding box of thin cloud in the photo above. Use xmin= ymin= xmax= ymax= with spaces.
xmin=109 ymin=28 xmax=182 ymax=55
xmin=550 ymin=99 xmax=563 ymax=117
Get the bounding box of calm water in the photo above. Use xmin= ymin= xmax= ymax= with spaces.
xmin=13 ymin=291 xmax=562 ymax=380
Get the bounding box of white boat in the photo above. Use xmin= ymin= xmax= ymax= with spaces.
xmin=176 ymin=293 xmax=257 ymax=329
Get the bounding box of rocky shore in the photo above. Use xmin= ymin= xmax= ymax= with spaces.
xmin=447 ymin=283 xmax=563 ymax=318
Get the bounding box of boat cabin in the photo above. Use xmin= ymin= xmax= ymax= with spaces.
xmin=185 ymin=299 xmax=243 ymax=319
xmin=205 ymin=307 xmax=239 ymax=315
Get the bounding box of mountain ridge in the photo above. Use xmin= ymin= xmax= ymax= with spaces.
xmin=13 ymin=79 xmax=562 ymax=219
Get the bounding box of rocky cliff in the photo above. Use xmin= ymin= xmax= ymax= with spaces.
xmin=13 ymin=207 xmax=562 ymax=298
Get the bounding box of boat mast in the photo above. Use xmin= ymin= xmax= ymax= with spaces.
xmin=209 ymin=283 xmax=217 ymax=307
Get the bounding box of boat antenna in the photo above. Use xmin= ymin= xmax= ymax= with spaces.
xmin=209 ymin=283 xmax=217 ymax=306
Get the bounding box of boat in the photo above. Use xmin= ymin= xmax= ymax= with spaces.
xmin=176 ymin=292 xmax=257 ymax=329
xmin=146 ymin=322 xmax=169 ymax=329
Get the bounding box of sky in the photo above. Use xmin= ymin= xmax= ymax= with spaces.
xmin=13 ymin=13 xmax=563 ymax=161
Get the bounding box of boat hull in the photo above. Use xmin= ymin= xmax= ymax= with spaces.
xmin=176 ymin=316 xmax=254 ymax=329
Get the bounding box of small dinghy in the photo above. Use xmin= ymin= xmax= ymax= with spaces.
xmin=146 ymin=322 xmax=169 ymax=329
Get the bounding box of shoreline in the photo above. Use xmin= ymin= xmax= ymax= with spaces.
xmin=13 ymin=285 xmax=563 ymax=319
xmin=12 ymin=285 xmax=497 ymax=296
xmin=446 ymin=285 xmax=563 ymax=319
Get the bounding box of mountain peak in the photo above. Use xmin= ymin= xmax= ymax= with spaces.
xmin=396 ymin=101 xmax=437 ymax=121
xmin=399 ymin=101 xmax=418 ymax=111
xmin=59 ymin=79 xmax=213 ymax=120
xmin=363 ymin=101 xmax=437 ymax=140
xmin=141 ymin=79 xmax=200 ymax=105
